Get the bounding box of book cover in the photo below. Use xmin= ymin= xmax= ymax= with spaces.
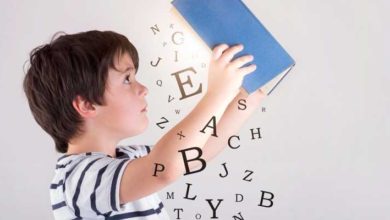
xmin=171 ymin=0 xmax=296 ymax=95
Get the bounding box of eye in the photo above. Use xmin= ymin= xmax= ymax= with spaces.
xmin=124 ymin=74 xmax=131 ymax=84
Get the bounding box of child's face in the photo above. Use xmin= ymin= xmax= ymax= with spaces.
xmin=96 ymin=52 xmax=149 ymax=139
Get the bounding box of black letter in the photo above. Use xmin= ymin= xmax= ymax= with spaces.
xmin=250 ymin=127 xmax=262 ymax=140
xmin=156 ymin=117 xmax=169 ymax=129
xmin=184 ymin=183 xmax=197 ymax=200
xmin=200 ymin=116 xmax=218 ymax=137
xmin=153 ymin=163 xmax=165 ymax=177
xmin=228 ymin=135 xmax=240 ymax=149
xmin=166 ymin=192 xmax=174 ymax=199
xmin=238 ymin=99 xmax=247 ymax=110
xmin=235 ymin=194 xmax=243 ymax=202
xmin=174 ymin=208 xmax=183 ymax=219
xmin=168 ymin=95 xmax=175 ymax=103
xmin=151 ymin=57 xmax=162 ymax=67
xmin=177 ymin=131 xmax=185 ymax=140
xmin=219 ymin=163 xmax=228 ymax=178
xmin=258 ymin=190 xmax=274 ymax=208
xmin=178 ymin=147 xmax=207 ymax=175
xmin=232 ymin=212 xmax=244 ymax=220
xmin=206 ymin=199 xmax=223 ymax=219
xmin=243 ymin=170 xmax=253 ymax=182
xmin=151 ymin=24 xmax=160 ymax=35
xmin=171 ymin=67 xmax=202 ymax=100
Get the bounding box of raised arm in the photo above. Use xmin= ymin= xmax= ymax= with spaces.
xmin=201 ymin=88 xmax=266 ymax=162
xmin=119 ymin=44 xmax=257 ymax=203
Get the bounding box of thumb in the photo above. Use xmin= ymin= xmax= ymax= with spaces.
xmin=212 ymin=44 xmax=229 ymax=60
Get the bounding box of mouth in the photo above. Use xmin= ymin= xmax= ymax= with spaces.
xmin=141 ymin=104 xmax=148 ymax=112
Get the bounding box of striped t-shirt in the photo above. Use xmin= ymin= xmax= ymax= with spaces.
xmin=50 ymin=145 xmax=170 ymax=220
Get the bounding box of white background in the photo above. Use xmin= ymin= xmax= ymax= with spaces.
xmin=0 ymin=0 xmax=389 ymax=219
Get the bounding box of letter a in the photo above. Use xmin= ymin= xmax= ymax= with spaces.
xmin=200 ymin=116 xmax=218 ymax=137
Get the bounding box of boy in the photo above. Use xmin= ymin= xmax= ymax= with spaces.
xmin=23 ymin=30 xmax=265 ymax=219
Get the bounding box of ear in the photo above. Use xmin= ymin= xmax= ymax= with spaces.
xmin=72 ymin=95 xmax=97 ymax=118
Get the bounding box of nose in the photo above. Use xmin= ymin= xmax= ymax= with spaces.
xmin=138 ymin=82 xmax=148 ymax=96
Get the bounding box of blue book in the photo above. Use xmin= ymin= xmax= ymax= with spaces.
xmin=171 ymin=0 xmax=296 ymax=95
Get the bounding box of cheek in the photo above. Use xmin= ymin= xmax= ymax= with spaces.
xmin=113 ymin=97 xmax=142 ymax=120
xmin=104 ymin=91 xmax=144 ymax=122
xmin=114 ymin=100 xmax=138 ymax=118
xmin=121 ymin=103 xmax=148 ymax=134
xmin=125 ymin=107 xmax=140 ymax=121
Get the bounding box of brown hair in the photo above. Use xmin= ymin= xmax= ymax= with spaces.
xmin=23 ymin=30 xmax=139 ymax=153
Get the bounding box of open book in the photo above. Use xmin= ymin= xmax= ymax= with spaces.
xmin=171 ymin=0 xmax=296 ymax=95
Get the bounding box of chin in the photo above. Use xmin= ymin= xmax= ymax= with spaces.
xmin=131 ymin=121 xmax=149 ymax=136
xmin=140 ymin=121 xmax=149 ymax=132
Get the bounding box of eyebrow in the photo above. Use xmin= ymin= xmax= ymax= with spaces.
xmin=119 ymin=66 xmax=136 ymax=75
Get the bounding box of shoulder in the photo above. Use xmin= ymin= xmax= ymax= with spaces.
xmin=52 ymin=152 xmax=131 ymax=192
xmin=51 ymin=153 xmax=132 ymax=216
xmin=52 ymin=152 xmax=128 ymax=189
xmin=55 ymin=152 xmax=113 ymax=171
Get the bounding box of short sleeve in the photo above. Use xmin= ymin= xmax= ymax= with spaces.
xmin=63 ymin=155 xmax=131 ymax=218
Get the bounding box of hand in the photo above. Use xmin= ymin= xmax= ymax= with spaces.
xmin=206 ymin=44 xmax=257 ymax=102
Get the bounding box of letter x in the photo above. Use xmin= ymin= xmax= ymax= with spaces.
xmin=177 ymin=131 xmax=185 ymax=140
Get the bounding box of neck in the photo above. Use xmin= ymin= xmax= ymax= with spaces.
xmin=67 ymin=130 xmax=119 ymax=157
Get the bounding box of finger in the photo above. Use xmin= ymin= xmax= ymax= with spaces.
xmin=212 ymin=44 xmax=229 ymax=60
xmin=229 ymin=54 xmax=254 ymax=69
xmin=237 ymin=64 xmax=257 ymax=77
xmin=220 ymin=44 xmax=244 ymax=63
